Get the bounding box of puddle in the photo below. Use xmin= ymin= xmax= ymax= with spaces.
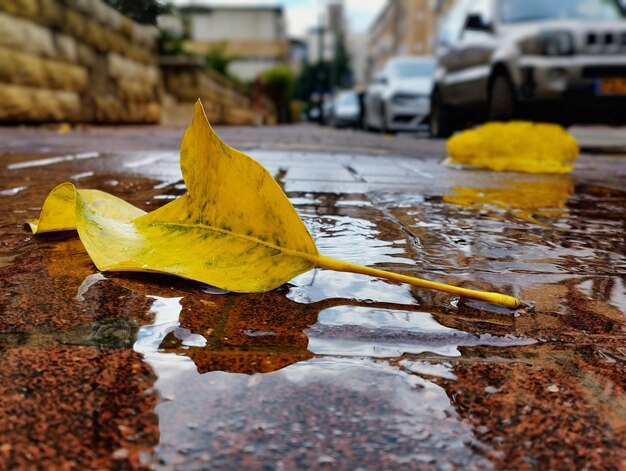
xmin=385 ymin=183 xmax=626 ymax=285
xmin=146 ymin=356 xmax=495 ymax=470
xmin=0 ymin=185 xmax=28 ymax=196
xmin=288 ymin=210 xmax=419 ymax=304
xmin=444 ymin=179 xmax=574 ymax=225
xmin=76 ymin=272 xmax=107 ymax=301
xmin=398 ymin=359 xmax=458 ymax=380
xmin=7 ymin=151 xmax=99 ymax=170
xmin=70 ymin=171 xmax=95 ymax=181
xmin=133 ymin=296 xmax=501 ymax=468
xmin=134 ymin=296 xmax=207 ymax=362
xmin=0 ymin=148 xmax=624 ymax=469
xmin=306 ymin=306 xmax=536 ymax=358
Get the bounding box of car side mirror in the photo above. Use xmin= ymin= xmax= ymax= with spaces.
xmin=465 ymin=14 xmax=492 ymax=32
xmin=378 ymin=77 xmax=388 ymax=85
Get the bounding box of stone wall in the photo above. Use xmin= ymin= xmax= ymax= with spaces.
xmin=160 ymin=57 xmax=276 ymax=126
xmin=0 ymin=0 xmax=161 ymax=123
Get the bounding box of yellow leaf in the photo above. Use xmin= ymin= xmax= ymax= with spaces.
xmin=30 ymin=100 xmax=521 ymax=308
xmin=28 ymin=182 xmax=146 ymax=234
xmin=57 ymin=123 xmax=72 ymax=134
xmin=446 ymin=121 xmax=579 ymax=174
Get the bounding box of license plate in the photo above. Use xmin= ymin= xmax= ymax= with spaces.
xmin=595 ymin=77 xmax=626 ymax=95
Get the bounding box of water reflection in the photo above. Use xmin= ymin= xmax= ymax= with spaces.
xmin=387 ymin=180 xmax=626 ymax=284
xmin=134 ymin=296 xmax=206 ymax=362
xmin=290 ymin=208 xmax=419 ymax=304
xmin=143 ymin=353 xmax=495 ymax=469
xmin=306 ymin=306 xmax=535 ymax=358
xmin=133 ymin=294 xmax=536 ymax=376
xmin=125 ymin=290 xmax=539 ymax=468
xmin=444 ymin=179 xmax=574 ymax=225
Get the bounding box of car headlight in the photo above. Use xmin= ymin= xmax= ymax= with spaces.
xmin=540 ymin=31 xmax=574 ymax=56
xmin=519 ymin=32 xmax=575 ymax=56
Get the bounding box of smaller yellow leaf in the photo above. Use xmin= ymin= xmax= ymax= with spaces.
xmin=446 ymin=121 xmax=579 ymax=174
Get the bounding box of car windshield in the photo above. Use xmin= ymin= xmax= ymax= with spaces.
xmin=500 ymin=0 xmax=625 ymax=23
xmin=336 ymin=93 xmax=358 ymax=107
xmin=390 ymin=60 xmax=435 ymax=79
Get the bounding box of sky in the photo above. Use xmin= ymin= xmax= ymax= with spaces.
xmin=171 ymin=0 xmax=385 ymax=38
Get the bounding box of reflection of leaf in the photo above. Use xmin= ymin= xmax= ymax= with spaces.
xmin=446 ymin=121 xmax=579 ymax=174
xmin=445 ymin=181 xmax=573 ymax=210
xmin=29 ymin=101 xmax=520 ymax=308
xmin=444 ymin=180 xmax=574 ymax=226
xmin=171 ymin=294 xmax=432 ymax=375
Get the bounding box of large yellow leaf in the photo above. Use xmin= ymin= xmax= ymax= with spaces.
xmin=29 ymin=101 xmax=521 ymax=308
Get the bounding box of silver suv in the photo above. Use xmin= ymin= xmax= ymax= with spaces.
xmin=430 ymin=0 xmax=626 ymax=137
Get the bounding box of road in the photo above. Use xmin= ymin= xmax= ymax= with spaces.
xmin=2 ymin=121 xmax=626 ymax=155
xmin=0 ymin=123 xmax=625 ymax=469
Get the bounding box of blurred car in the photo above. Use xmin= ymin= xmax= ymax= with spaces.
xmin=321 ymin=99 xmax=334 ymax=126
xmin=364 ymin=56 xmax=435 ymax=132
xmin=328 ymin=90 xmax=361 ymax=128
xmin=430 ymin=0 xmax=626 ymax=137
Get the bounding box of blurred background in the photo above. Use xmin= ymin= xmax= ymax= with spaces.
xmin=1 ymin=0 xmax=626 ymax=135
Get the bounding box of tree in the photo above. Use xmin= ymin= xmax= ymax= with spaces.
xmin=295 ymin=45 xmax=353 ymax=122
xmin=104 ymin=0 xmax=172 ymax=25
xmin=261 ymin=66 xmax=296 ymax=124
xmin=204 ymin=42 xmax=238 ymax=77
xmin=160 ymin=27 xmax=189 ymax=56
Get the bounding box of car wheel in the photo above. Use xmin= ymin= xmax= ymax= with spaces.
xmin=363 ymin=105 xmax=374 ymax=132
xmin=429 ymin=89 xmax=453 ymax=138
xmin=488 ymin=73 xmax=515 ymax=121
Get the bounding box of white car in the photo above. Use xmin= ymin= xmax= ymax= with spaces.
xmin=364 ymin=56 xmax=435 ymax=132
xmin=329 ymin=90 xmax=361 ymax=128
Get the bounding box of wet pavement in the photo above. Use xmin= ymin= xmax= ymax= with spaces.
xmin=0 ymin=125 xmax=625 ymax=470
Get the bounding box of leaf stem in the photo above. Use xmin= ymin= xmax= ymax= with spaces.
xmin=313 ymin=255 xmax=521 ymax=309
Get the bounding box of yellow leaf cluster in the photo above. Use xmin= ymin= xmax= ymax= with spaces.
xmin=446 ymin=121 xmax=579 ymax=174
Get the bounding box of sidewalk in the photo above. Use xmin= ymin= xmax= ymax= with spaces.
xmin=0 ymin=125 xmax=625 ymax=469
xmin=0 ymin=123 xmax=445 ymax=157
xmin=570 ymin=125 xmax=626 ymax=154
xmin=2 ymin=122 xmax=625 ymax=157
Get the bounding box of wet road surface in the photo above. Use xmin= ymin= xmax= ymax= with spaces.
xmin=0 ymin=126 xmax=625 ymax=469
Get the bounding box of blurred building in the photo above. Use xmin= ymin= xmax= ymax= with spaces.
xmin=346 ymin=31 xmax=368 ymax=86
xmin=305 ymin=0 xmax=346 ymax=63
xmin=176 ymin=5 xmax=289 ymax=81
xmin=366 ymin=0 xmax=454 ymax=76
xmin=289 ymin=38 xmax=307 ymax=76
